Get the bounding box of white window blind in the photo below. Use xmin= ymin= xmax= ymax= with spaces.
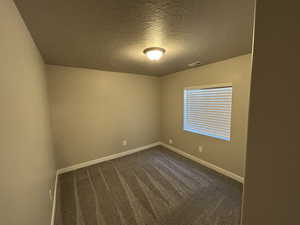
xmin=184 ymin=85 xmax=232 ymax=141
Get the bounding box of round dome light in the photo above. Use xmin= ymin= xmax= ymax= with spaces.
xmin=143 ymin=47 xmax=166 ymax=61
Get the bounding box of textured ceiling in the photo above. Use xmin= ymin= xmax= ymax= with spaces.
xmin=14 ymin=0 xmax=255 ymax=76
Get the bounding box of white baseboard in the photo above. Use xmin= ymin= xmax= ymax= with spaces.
xmin=57 ymin=142 xmax=161 ymax=175
xmin=159 ymin=142 xmax=244 ymax=183
xmin=50 ymin=171 xmax=59 ymax=225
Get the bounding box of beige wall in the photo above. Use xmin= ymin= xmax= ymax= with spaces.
xmin=0 ymin=1 xmax=56 ymax=225
xmin=47 ymin=65 xmax=160 ymax=168
xmin=47 ymin=55 xmax=251 ymax=176
xmin=242 ymin=1 xmax=299 ymax=224
xmin=160 ymin=54 xmax=252 ymax=177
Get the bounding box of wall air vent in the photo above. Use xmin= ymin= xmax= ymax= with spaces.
xmin=188 ymin=61 xmax=202 ymax=67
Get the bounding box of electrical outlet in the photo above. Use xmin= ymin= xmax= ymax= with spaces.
xmin=122 ymin=140 xmax=127 ymax=146
xmin=169 ymin=139 xmax=173 ymax=144
xmin=49 ymin=189 xmax=52 ymax=202
xmin=198 ymin=146 xmax=203 ymax=153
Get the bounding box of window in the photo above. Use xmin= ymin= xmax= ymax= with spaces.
xmin=183 ymin=84 xmax=232 ymax=141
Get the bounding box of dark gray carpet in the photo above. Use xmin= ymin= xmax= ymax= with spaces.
xmin=54 ymin=146 xmax=242 ymax=225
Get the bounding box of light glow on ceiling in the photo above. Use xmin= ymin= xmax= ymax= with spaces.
xmin=143 ymin=47 xmax=166 ymax=61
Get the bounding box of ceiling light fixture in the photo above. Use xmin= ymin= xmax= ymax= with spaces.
xmin=143 ymin=47 xmax=166 ymax=61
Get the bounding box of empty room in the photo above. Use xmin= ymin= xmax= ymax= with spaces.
xmin=1 ymin=0 xmax=299 ymax=225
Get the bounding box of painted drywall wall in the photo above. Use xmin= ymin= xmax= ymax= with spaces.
xmin=47 ymin=66 xmax=160 ymax=168
xmin=0 ymin=1 xmax=56 ymax=225
xmin=160 ymin=54 xmax=252 ymax=177
xmin=242 ymin=1 xmax=299 ymax=224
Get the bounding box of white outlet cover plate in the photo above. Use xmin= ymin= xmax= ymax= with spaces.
xmin=198 ymin=146 xmax=203 ymax=152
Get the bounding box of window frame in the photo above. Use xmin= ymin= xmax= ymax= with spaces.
xmin=182 ymin=82 xmax=233 ymax=141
